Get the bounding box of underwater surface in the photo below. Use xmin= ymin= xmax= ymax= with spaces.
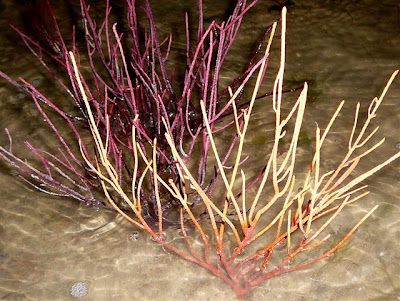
xmin=0 ymin=0 xmax=399 ymax=300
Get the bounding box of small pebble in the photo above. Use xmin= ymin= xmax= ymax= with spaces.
xmin=129 ymin=231 xmax=139 ymax=241
xmin=70 ymin=282 xmax=88 ymax=298
xmin=396 ymin=142 xmax=400 ymax=150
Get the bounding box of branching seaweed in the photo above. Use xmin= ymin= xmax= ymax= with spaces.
xmin=63 ymin=7 xmax=398 ymax=298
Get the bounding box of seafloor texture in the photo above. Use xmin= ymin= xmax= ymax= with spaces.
xmin=0 ymin=0 xmax=399 ymax=300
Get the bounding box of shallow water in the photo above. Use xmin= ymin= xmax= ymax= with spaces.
xmin=0 ymin=0 xmax=399 ymax=300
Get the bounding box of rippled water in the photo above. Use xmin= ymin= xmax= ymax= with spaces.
xmin=0 ymin=1 xmax=399 ymax=300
